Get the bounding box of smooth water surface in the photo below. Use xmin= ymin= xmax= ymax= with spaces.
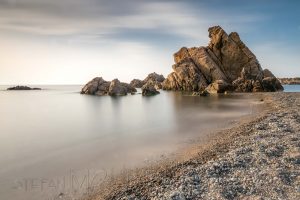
xmin=283 ymin=84 xmax=300 ymax=92
xmin=0 ymin=85 xmax=258 ymax=200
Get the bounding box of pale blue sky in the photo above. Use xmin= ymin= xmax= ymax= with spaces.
xmin=0 ymin=0 xmax=299 ymax=84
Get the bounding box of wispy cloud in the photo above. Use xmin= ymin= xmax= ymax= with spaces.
xmin=0 ymin=0 xmax=267 ymax=45
xmin=2 ymin=0 xmax=297 ymax=84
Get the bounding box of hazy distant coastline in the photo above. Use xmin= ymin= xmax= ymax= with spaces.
xmin=279 ymin=77 xmax=300 ymax=85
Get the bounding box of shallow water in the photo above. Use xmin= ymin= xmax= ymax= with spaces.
xmin=283 ymin=84 xmax=300 ymax=92
xmin=0 ymin=85 xmax=258 ymax=200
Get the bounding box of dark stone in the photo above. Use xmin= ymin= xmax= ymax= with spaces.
xmin=7 ymin=86 xmax=41 ymax=90
xmin=142 ymin=84 xmax=160 ymax=96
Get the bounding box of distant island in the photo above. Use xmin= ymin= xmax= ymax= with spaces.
xmin=81 ymin=26 xmax=283 ymax=97
xmin=279 ymin=77 xmax=300 ymax=85
xmin=7 ymin=86 xmax=41 ymax=90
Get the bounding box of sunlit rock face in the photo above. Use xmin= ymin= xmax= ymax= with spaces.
xmin=130 ymin=72 xmax=165 ymax=90
xmin=162 ymin=26 xmax=283 ymax=93
xmin=81 ymin=77 xmax=136 ymax=96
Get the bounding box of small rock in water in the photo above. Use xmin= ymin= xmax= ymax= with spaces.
xmin=7 ymin=86 xmax=41 ymax=90
xmin=142 ymin=84 xmax=160 ymax=96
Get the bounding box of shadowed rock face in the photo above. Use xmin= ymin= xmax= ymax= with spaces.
xmin=130 ymin=79 xmax=144 ymax=88
xmin=81 ymin=77 xmax=136 ymax=96
xmin=141 ymin=84 xmax=160 ymax=96
xmin=162 ymin=26 xmax=283 ymax=93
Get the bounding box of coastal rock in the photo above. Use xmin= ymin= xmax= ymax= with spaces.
xmin=131 ymin=72 xmax=165 ymax=90
xmin=262 ymin=69 xmax=284 ymax=91
xmin=162 ymin=55 xmax=208 ymax=91
xmin=262 ymin=77 xmax=283 ymax=92
xmin=108 ymin=79 xmax=126 ymax=96
xmin=121 ymin=82 xmax=137 ymax=94
xmin=205 ymin=80 xmax=230 ymax=94
xmin=143 ymin=72 xmax=165 ymax=89
xmin=81 ymin=77 xmax=110 ymax=95
xmin=130 ymin=79 xmax=144 ymax=88
xmin=142 ymin=83 xmax=160 ymax=96
xmin=162 ymin=26 xmax=283 ymax=93
xmin=81 ymin=77 xmax=136 ymax=96
xmin=144 ymin=72 xmax=165 ymax=83
xmin=192 ymin=90 xmax=209 ymax=96
xmin=7 ymin=86 xmax=41 ymax=90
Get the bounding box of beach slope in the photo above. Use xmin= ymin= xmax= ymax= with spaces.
xmin=88 ymin=92 xmax=299 ymax=200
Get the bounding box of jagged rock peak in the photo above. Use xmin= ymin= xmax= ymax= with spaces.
xmin=162 ymin=25 xmax=283 ymax=93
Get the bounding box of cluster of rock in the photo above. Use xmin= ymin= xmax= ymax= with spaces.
xmin=81 ymin=77 xmax=136 ymax=96
xmin=81 ymin=72 xmax=165 ymax=97
xmin=130 ymin=72 xmax=165 ymax=96
xmin=162 ymin=26 xmax=283 ymax=94
xmin=279 ymin=77 xmax=300 ymax=85
xmin=7 ymin=86 xmax=41 ymax=90
xmin=81 ymin=26 xmax=283 ymax=97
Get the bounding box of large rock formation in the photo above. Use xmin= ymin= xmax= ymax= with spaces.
xmin=81 ymin=77 xmax=136 ymax=96
xmin=130 ymin=72 xmax=165 ymax=90
xmin=162 ymin=26 xmax=283 ymax=93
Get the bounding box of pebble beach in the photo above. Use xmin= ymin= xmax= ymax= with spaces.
xmin=87 ymin=92 xmax=300 ymax=200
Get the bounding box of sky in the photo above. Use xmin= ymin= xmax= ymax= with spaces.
xmin=0 ymin=0 xmax=299 ymax=84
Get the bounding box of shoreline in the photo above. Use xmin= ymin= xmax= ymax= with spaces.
xmin=85 ymin=92 xmax=299 ymax=200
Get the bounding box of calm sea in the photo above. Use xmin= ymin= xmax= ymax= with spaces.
xmin=0 ymin=85 xmax=264 ymax=200
xmin=283 ymin=84 xmax=300 ymax=92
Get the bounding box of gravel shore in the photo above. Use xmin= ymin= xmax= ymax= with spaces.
xmin=87 ymin=92 xmax=299 ymax=200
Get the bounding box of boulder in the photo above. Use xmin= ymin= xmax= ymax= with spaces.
xmin=262 ymin=77 xmax=284 ymax=92
xmin=142 ymin=72 xmax=165 ymax=89
xmin=81 ymin=77 xmax=136 ymax=96
xmin=121 ymin=82 xmax=137 ymax=94
xmin=262 ymin=69 xmax=283 ymax=91
xmin=130 ymin=79 xmax=144 ymax=88
xmin=108 ymin=79 xmax=128 ymax=96
xmin=205 ymin=80 xmax=230 ymax=94
xmin=162 ymin=26 xmax=283 ymax=93
xmin=131 ymin=72 xmax=165 ymax=89
xmin=144 ymin=72 xmax=165 ymax=83
xmin=142 ymin=84 xmax=160 ymax=96
xmin=81 ymin=77 xmax=110 ymax=95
